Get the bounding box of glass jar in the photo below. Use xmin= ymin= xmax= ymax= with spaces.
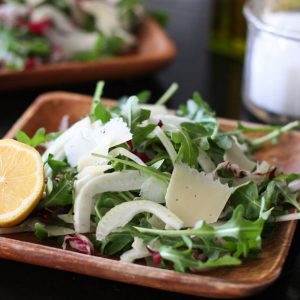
xmin=243 ymin=0 xmax=300 ymax=123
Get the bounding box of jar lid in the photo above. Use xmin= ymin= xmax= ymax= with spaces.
xmin=244 ymin=0 xmax=300 ymax=41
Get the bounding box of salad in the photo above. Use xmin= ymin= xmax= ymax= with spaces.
xmin=3 ymin=82 xmax=300 ymax=273
xmin=0 ymin=0 xmax=148 ymax=70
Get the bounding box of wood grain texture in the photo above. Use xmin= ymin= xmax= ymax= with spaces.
xmin=2 ymin=92 xmax=299 ymax=299
xmin=0 ymin=19 xmax=176 ymax=91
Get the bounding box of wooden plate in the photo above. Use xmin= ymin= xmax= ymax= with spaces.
xmin=0 ymin=19 xmax=176 ymax=91
xmin=3 ymin=92 xmax=300 ymax=299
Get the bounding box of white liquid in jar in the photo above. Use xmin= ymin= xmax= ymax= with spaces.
xmin=247 ymin=11 xmax=300 ymax=117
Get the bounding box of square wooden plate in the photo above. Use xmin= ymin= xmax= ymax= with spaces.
xmin=0 ymin=19 xmax=176 ymax=91
xmin=3 ymin=92 xmax=300 ymax=299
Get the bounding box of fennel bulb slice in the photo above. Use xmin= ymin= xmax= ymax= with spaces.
xmin=96 ymin=200 xmax=184 ymax=241
xmin=74 ymin=170 xmax=145 ymax=233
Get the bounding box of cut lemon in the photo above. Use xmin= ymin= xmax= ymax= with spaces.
xmin=0 ymin=139 xmax=44 ymax=227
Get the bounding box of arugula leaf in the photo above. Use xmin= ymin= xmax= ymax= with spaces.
xmin=171 ymin=129 xmax=198 ymax=167
xmin=16 ymin=128 xmax=46 ymax=148
xmin=90 ymin=81 xmax=110 ymax=123
xmin=136 ymin=90 xmax=151 ymax=103
xmin=34 ymin=223 xmax=48 ymax=240
xmin=276 ymin=183 xmax=300 ymax=211
xmin=159 ymin=247 xmax=240 ymax=272
xmin=92 ymin=153 xmax=171 ymax=182
xmin=214 ymin=135 xmax=233 ymax=150
xmin=156 ymin=83 xmax=178 ymax=105
xmin=94 ymin=102 xmax=112 ymax=124
xmin=230 ymin=182 xmax=261 ymax=220
xmin=136 ymin=205 xmax=266 ymax=258
xmin=38 ymin=172 xmax=74 ymax=209
xmin=45 ymin=154 xmax=72 ymax=178
xmin=132 ymin=124 xmax=156 ymax=147
xmin=100 ymin=227 xmax=134 ymax=256
xmin=248 ymin=121 xmax=299 ymax=150
xmin=120 ymin=96 xmax=150 ymax=128
xmin=261 ymin=181 xmax=280 ymax=210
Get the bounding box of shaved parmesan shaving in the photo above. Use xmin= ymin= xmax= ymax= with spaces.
xmin=42 ymin=117 xmax=90 ymax=174
xmin=197 ymin=148 xmax=216 ymax=172
xmin=96 ymin=200 xmax=184 ymax=240
xmin=74 ymin=170 xmax=145 ymax=233
xmin=46 ymin=116 xmax=131 ymax=169
xmin=109 ymin=147 xmax=146 ymax=166
xmin=120 ymin=237 xmax=149 ymax=263
xmin=154 ymin=126 xmax=177 ymax=163
xmin=166 ymin=164 xmax=233 ymax=226
xmin=224 ymin=138 xmax=256 ymax=171
xmin=140 ymin=177 xmax=167 ymax=203
xmin=64 ymin=120 xmax=103 ymax=167
xmin=77 ymin=135 xmax=111 ymax=172
xmin=104 ymin=118 xmax=132 ymax=147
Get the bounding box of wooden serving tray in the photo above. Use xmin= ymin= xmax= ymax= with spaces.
xmin=3 ymin=92 xmax=300 ymax=298
xmin=0 ymin=19 xmax=176 ymax=91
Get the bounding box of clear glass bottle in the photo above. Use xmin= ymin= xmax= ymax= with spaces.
xmin=243 ymin=0 xmax=300 ymax=123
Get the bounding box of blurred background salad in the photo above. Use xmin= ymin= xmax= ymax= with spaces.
xmin=0 ymin=0 xmax=148 ymax=70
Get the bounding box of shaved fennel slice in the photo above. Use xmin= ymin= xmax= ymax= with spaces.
xmin=255 ymin=160 xmax=271 ymax=174
xmin=96 ymin=200 xmax=184 ymax=241
xmin=59 ymin=115 xmax=69 ymax=131
xmin=149 ymin=115 xmax=190 ymax=131
xmin=140 ymin=177 xmax=167 ymax=203
xmin=80 ymin=0 xmax=121 ymax=36
xmin=150 ymin=159 xmax=165 ymax=170
xmin=197 ymin=148 xmax=216 ymax=172
xmin=120 ymin=237 xmax=149 ymax=263
xmin=45 ymin=226 xmax=75 ymax=236
xmin=154 ymin=126 xmax=177 ymax=163
xmin=47 ymin=30 xmax=98 ymax=57
xmin=274 ymin=212 xmax=300 ymax=222
xmin=166 ymin=164 xmax=233 ymax=227
xmin=224 ymin=138 xmax=256 ymax=171
xmin=148 ymin=215 xmax=165 ymax=229
xmin=75 ymin=165 xmax=112 ymax=192
xmin=57 ymin=214 xmax=74 ymax=224
xmin=25 ymin=0 xmax=44 ymax=8
xmin=31 ymin=5 xmax=76 ymax=32
xmin=77 ymin=165 xmax=112 ymax=180
xmin=109 ymin=147 xmax=146 ymax=166
xmin=74 ymin=171 xmax=145 ymax=233
xmin=140 ymin=104 xmax=168 ymax=117
xmin=288 ymin=180 xmax=300 ymax=193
